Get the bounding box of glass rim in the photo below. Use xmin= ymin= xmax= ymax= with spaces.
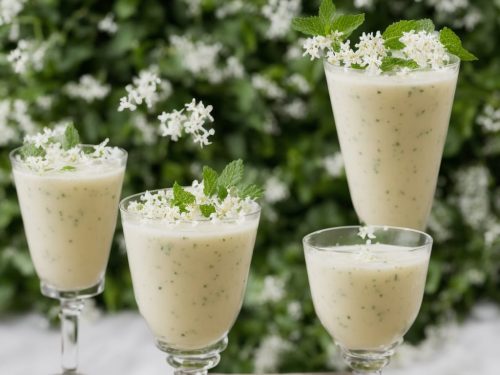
xmin=120 ymin=187 xmax=262 ymax=224
xmin=303 ymin=225 xmax=433 ymax=253
xmin=323 ymin=53 xmax=460 ymax=75
xmin=9 ymin=144 xmax=128 ymax=168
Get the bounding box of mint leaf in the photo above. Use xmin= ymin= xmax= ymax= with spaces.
xmin=20 ymin=143 xmax=45 ymax=158
xmin=62 ymin=123 xmax=80 ymax=150
xmin=331 ymin=13 xmax=365 ymax=39
xmin=61 ymin=165 xmax=77 ymax=171
xmin=200 ymin=204 xmax=216 ymax=218
xmin=439 ymin=27 xmax=478 ymax=61
xmin=239 ymin=184 xmax=263 ymax=200
xmin=380 ymin=57 xmax=419 ymax=72
xmin=319 ymin=0 xmax=336 ymax=33
xmin=383 ymin=19 xmax=435 ymax=50
xmin=202 ymin=166 xmax=218 ymax=197
xmin=172 ymin=182 xmax=196 ymax=212
xmin=217 ymin=159 xmax=244 ymax=189
xmin=292 ymin=16 xmax=324 ymax=36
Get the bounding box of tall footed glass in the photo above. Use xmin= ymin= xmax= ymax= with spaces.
xmin=120 ymin=189 xmax=261 ymax=375
xmin=10 ymin=145 xmax=127 ymax=373
xmin=324 ymin=57 xmax=460 ymax=230
xmin=303 ymin=226 xmax=432 ymax=374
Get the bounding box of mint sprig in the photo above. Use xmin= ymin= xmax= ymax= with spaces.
xmin=61 ymin=123 xmax=80 ymax=150
xmin=439 ymin=27 xmax=478 ymax=61
xmin=171 ymin=159 xmax=262 ymax=218
xmin=292 ymin=0 xmax=364 ymax=39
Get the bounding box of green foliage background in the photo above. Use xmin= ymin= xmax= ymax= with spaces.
xmin=0 ymin=0 xmax=500 ymax=372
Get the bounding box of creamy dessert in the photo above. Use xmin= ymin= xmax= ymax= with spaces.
xmin=13 ymin=165 xmax=125 ymax=291
xmin=304 ymin=243 xmax=430 ymax=350
xmin=325 ymin=63 xmax=459 ymax=229
xmin=122 ymin=218 xmax=259 ymax=350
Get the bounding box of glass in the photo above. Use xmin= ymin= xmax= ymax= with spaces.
xmin=324 ymin=56 xmax=460 ymax=230
xmin=303 ymin=225 xmax=432 ymax=374
xmin=120 ymin=189 xmax=261 ymax=375
xmin=10 ymin=145 xmax=127 ymax=373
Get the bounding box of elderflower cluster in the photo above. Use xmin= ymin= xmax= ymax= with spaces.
xmin=169 ymin=35 xmax=244 ymax=83
xmin=65 ymin=75 xmax=111 ymax=102
xmin=7 ymin=39 xmax=48 ymax=74
xmin=477 ymin=104 xmax=500 ymax=133
xmin=0 ymin=99 xmax=38 ymax=146
xmin=0 ymin=0 xmax=26 ymax=26
xmin=262 ymin=0 xmax=301 ymax=40
xmin=98 ymin=13 xmax=118 ymax=34
xmin=252 ymin=74 xmax=286 ymax=100
xmin=126 ymin=183 xmax=259 ymax=223
xmin=158 ymin=99 xmax=215 ymax=148
xmin=17 ymin=126 xmax=124 ymax=173
xmin=400 ymin=30 xmax=450 ymax=69
xmin=302 ymin=33 xmax=342 ymax=60
xmin=118 ymin=67 xmax=162 ymax=111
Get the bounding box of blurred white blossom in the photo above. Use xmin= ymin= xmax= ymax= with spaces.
xmin=287 ymin=301 xmax=302 ymax=320
xmin=158 ymin=99 xmax=215 ymax=148
xmin=65 ymin=75 xmax=111 ymax=102
xmin=262 ymin=113 xmax=280 ymax=135
xmin=36 ymin=95 xmax=53 ymax=110
xmin=281 ymin=99 xmax=307 ymax=119
xmin=262 ymin=0 xmax=301 ymax=40
xmin=286 ymin=38 xmax=305 ymax=60
xmin=253 ymin=334 xmax=291 ymax=373
xmin=354 ymin=0 xmax=375 ymax=9
xmin=7 ymin=39 xmax=48 ymax=74
xmin=427 ymin=201 xmax=453 ymax=243
xmin=0 ymin=0 xmax=26 ymax=26
xmin=485 ymin=221 xmax=500 ymax=247
xmin=216 ymin=0 xmax=253 ymax=18
xmin=8 ymin=20 xmax=19 ymax=41
xmin=477 ymin=104 xmax=500 ymax=133
xmin=132 ymin=114 xmax=157 ymax=145
xmin=183 ymin=0 xmax=202 ymax=17
xmin=98 ymin=13 xmax=118 ymax=34
xmin=454 ymin=165 xmax=490 ymax=229
xmin=259 ymin=275 xmax=286 ymax=303
xmin=264 ymin=176 xmax=289 ymax=203
xmin=0 ymin=99 xmax=38 ymax=145
xmin=287 ymin=73 xmax=310 ymax=94
xmin=118 ymin=67 xmax=162 ymax=111
xmin=323 ymin=152 xmax=344 ymax=178
xmin=425 ymin=0 xmax=468 ymax=14
xmin=252 ymin=74 xmax=285 ymax=100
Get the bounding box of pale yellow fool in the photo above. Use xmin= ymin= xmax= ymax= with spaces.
xmin=325 ymin=64 xmax=459 ymax=229
xmin=305 ymin=244 xmax=430 ymax=350
xmin=122 ymin=219 xmax=259 ymax=350
xmin=13 ymin=166 xmax=125 ymax=291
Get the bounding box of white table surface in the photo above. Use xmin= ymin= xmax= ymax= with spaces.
xmin=1 ymin=304 xmax=500 ymax=375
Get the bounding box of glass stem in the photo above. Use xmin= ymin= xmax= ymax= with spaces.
xmin=59 ymin=298 xmax=85 ymax=373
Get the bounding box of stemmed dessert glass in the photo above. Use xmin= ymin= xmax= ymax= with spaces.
xmin=10 ymin=145 xmax=127 ymax=373
xmin=120 ymin=188 xmax=261 ymax=375
xmin=303 ymin=225 xmax=432 ymax=374
xmin=324 ymin=56 xmax=460 ymax=230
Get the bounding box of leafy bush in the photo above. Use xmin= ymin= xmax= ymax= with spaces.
xmin=0 ymin=0 xmax=499 ymax=372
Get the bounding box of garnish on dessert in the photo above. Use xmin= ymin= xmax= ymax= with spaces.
xmin=15 ymin=123 xmax=124 ymax=172
xmin=292 ymin=0 xmax=477 ymax=74
xmin=127 ymin=159 xmax=263 ymax=222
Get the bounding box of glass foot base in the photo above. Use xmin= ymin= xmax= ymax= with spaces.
xmin=157 ymin=336 xmax=228 ymax=375
xmin=341 ymin=339 xmax=401 ymax=374
xmin=41 ymin=279 xmax=104 ymax=300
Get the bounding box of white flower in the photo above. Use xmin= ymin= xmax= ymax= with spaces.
xmin=158 ymin=99 xmax=215 ymax=148
xmin=327 ymin=40 xmax=361 ymax=68
xmin=0 ymin=100 xmax=17 ymax=146
xmin=7 ymin=39 xmax=48 ymax=74
xmin=477 ymin=104 xmax=500 ymax=133
xmin=182 ymin=0 xmax=202 ymax=17
xmin=118 ymin=67 xmax=162 ymax=112
xmin=287 ymin=301 xmax=302 ymax=320
xmin=36 ymin=96 xmax=53 ymax=110
xmin=286 ymin=38 xmax=305 ymax=60
xmin=253 ymin=335 xmax=291 ymax=373
xmin=216 ymin=0 xmax=251 ymax=19
xmin=0 ymin=0 xmax=26 ymax=26
xmin=262 ymin=0 xmax=301 ymax=40
xmin=354 ymin=0 xmax=375 ymax=9
xmin=264 ymin=176 xmax=289 ymax=203
xmin=98 ymin=13 xmax=118 ymax=34
xmin=132 ymin=114 xmax=157 ymax=145
xmin=281 ymin=99 xmax=307 ymax=119
xmin=426 ymin=0 xmax=468 ymax=15
xmin=322 ymin=152 xmax=344 ymax=178
xmin=259 ymin=275 xmax=286 ymax=303
xmin=485 ymin=221 xmax=500 ymax=247
xmin=356 ymin=31 xmax=387 ymax=73
xmin=252 ymin=74 xmax=285 ymax=100
xmin=400 ymin=30 xmax=449 ymax=70
xmin=65 ymin=75 xmax=111 ymax=102
xmin=287 ymin=74 xmax=310 ymax=94
xmin=302 ymin=33 xmax=341 ymax=60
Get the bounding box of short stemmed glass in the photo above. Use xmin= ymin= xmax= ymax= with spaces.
xmin=10 ymin=146 xmax=127 ymax=373
xmin=303 ymin=225 xmax=432 ymax=374
xmin=120 ymin=189 xmax=261 ymax=375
